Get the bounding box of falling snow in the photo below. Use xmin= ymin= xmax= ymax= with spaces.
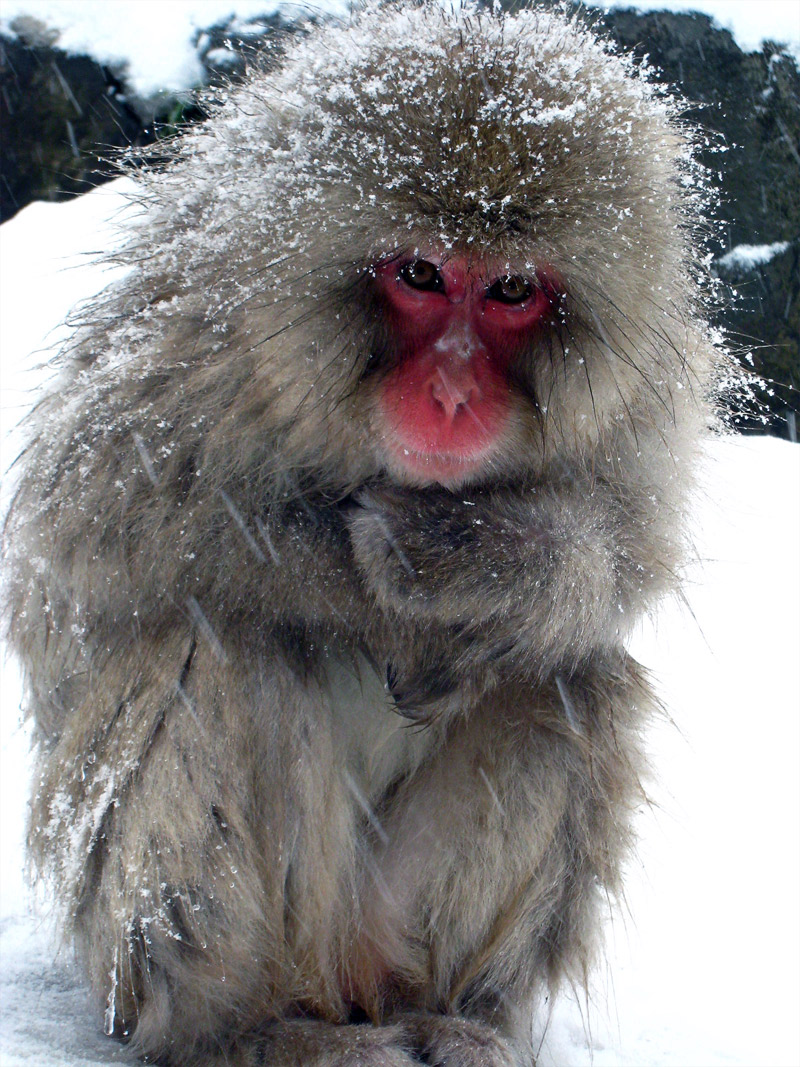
xmin=716 ymin=240 xmax=792 ymax=273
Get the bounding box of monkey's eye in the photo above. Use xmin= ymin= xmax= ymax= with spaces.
xmin=486 ymin=275 xmax=533 ymax=304
xmin=399 ymin=260 xmax=444 ymax=293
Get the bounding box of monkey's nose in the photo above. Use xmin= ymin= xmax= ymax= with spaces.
xmin=430 ymin=366 xmax=480 ymax=421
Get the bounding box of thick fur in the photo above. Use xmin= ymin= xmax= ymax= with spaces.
xmin=5 ymin=5 xmax=718 ymax=1065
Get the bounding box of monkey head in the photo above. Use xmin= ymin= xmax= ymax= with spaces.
xmin=122 ymin=4 xmax=710 ymax=502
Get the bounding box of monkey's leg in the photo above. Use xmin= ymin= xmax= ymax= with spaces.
xmin=353 ymin=658 xmax=649 ymax=1064
xmin=209 ymin=1019 xmax=422 ymax=1067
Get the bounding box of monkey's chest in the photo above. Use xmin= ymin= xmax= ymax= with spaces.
xmin=321 ymin=653 xmax=442 ymax=1004
xmin=322 ymin=652 xmax=434 ymax=801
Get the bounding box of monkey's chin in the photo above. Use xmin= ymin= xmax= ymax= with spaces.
xmin=386 ymin=445 xmax=492 ymax=488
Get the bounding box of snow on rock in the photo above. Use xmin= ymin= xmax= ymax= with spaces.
xmin=590 ymin=0 xmax=800 ymax=54
xmin=0 ymin=0 xmax=348 ymax=100
xmin=1 ymin=184 xmax=799 ymax=1066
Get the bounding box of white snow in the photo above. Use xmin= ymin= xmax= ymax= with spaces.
xmin=0 ymin=180 xmax=138 ymax=517
xmin=0 ymin=0 xmax=797 ymax=106
xmin=716 ymin=240 xmax=792 ymax=272
xmin=1 ymin=183 xmax=799 ymax=1064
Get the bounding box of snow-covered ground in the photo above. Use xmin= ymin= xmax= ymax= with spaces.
xmin=1 ymin=171 xmax=799 ymax=1067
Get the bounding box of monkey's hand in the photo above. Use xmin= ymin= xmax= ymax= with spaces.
xmin=346 ymin=481 xmax=637 ymax=668
xmin=346 ymin=485 xmax=527 ymax=614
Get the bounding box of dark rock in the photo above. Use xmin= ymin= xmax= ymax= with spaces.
xmin=0 ymin=30 xmax=147 ymax=221
xmin=597 ymin=8 xmax=800 ymax=437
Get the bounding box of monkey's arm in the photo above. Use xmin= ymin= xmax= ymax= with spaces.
xmin=25 ymin=620 xmax=387 ymax=1064
xmin=346 ymin=470 xmax=671 ymax=671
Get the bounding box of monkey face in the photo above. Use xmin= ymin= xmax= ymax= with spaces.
xmin=367 ymin=252 xmax=563 ymax=486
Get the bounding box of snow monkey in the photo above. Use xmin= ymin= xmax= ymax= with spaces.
xmin=5 ymin=4 xmax=719 ymax=1065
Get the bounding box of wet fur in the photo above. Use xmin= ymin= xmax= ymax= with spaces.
xmin=5 ymin=5 xmax=718 ymax=1065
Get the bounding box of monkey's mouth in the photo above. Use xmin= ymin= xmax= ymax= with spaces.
xmin=385 ymin=441 xmax=494 ymax=486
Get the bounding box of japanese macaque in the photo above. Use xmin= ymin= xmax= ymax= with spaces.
xmin=5 ymin=4 xmax=718 ymax=1065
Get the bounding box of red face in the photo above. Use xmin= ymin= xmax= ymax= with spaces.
xmin=372 ymin=254 xmax=558 ymax=485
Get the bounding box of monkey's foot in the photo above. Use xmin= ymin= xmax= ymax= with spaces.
xmin=203 ymin=1014 xmax=528 ymax=1066
xmin=398 ymin=1012 xmax=527 ymax=1066
xmin=218 ymin=1019 xmax=418 ymax=1066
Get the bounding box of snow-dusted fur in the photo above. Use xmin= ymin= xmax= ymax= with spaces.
xmin=4 ymin=5 xmax=718 ymax=1065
